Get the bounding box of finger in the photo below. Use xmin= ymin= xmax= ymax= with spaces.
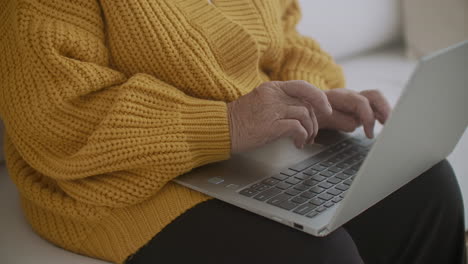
xmin=323 ymin=110 xmax=360 ymax=133
xmin=360 ymin=90 xmax=392 ymax=124
xmin=293 ymin=101 xmax=319 ymax=144
xmin=309 ymin=110 xmax=319 ymax=144
xmin=285 ymin=102 xmax=318 ymax=145
xmin=326 ymin=89 xmax=375 ymax=138
xmin=352 ymin=94 xmax=375 ymax=138
xmin=272 ymin=119 xmax=308 ymax=148
xmin=276 ymin=80 xmax=333 ymax=115
xmin=284 ymin=106 xmax=315 ymax=143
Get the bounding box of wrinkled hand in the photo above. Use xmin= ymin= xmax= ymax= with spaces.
xmin=228 ymin=81 xmax=332 ymax=153
xmin=318 ymin=89 xmax=392 ymax=138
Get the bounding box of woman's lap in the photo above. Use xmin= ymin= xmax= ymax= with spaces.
xmin=126 ymin=199 xmax=363 ymax=264
xmin=126 ymin=160 xmax=465 ymax=264
xmin=344 ymin=159 xmax=466 ymax=263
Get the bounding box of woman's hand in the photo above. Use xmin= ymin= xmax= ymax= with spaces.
xmin=228 ymin=81 xmax=333 ymax=153
xmin=318 ymin=89 xmax=392 ymax=138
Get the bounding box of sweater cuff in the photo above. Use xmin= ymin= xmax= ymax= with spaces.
xmin=279 ymin=71 xmax=332 ymax=91
xmin=180 ymin=98 xmax=231 ymax=167
xmin=276 ymin=46 xmax=346 ymax=90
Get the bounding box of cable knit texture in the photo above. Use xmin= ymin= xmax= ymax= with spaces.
xmin=0 ymin=0 xmax=344 ymax=262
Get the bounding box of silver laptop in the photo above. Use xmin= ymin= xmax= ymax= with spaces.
xmin=174 ymin=40 xmax=468 ymax=237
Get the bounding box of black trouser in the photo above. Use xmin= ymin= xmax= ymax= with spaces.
xmin=126 ymin=160 xmax=466 ymax=264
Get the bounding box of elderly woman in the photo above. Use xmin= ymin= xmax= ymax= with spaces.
xmin=0 ymin=0 xmax=465 ymax=263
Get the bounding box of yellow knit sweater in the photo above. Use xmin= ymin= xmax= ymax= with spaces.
xmin=0 ymin=0 xmax=344 ymax=262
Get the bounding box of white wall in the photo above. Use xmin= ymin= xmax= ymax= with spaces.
xmin=297 ymin=0 xmax=402 ymax=59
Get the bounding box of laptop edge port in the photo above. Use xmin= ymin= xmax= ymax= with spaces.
xmin=293 ymin=223 xmax=303 ymax=230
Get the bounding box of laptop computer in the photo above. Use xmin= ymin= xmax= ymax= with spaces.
xmin=174 ymin=40 xmax=468 ymax=237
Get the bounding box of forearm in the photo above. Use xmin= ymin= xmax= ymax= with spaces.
xmin=0 ymin=0 xmax=231 ymax=207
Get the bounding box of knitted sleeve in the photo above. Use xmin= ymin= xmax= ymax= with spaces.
xmin=0 ymin=1 xmax=230 ymax=207
xmin=273 ymin=0 xmax=346 ymax=90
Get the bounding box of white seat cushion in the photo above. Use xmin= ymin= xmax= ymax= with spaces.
xmin=0 ymin=163 xmax=109 ymax=263
xmin=1 ymin=46 xmax=467 ymax=263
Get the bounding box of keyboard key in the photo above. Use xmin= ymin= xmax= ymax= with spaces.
xmin=328 ymin=166 xmax=342 ymax=173
xmin=285 ymin=189 xmax=301 ymax=196
xmin=322 ymin=149 xmax=336 ymax=156
xmin=340 ymin=150 xmax=354 ymax=156
xmin=356 ymin=152 xmax=367 ymax=158
xmin=303 ymin=168 xmax=319 ymax=176
xmin=340 ymin=140 xmax=353 ymax=146
xmin=335 ymin=184 xmax=349 ymax=191
xmin=310 ymin=186 xmax=325 ymax=194
xmin=320 ymin=161 xmax=334 ymax=167
xmin=327 ymin=188 xmax=342 ymax=196
xmin=272 ymin=174 xmax=288 ymax=181
xmin=262 ymin=178 xmax=279 ymax=186
xmin=336 ymin=173 xmax=350 ymax=180
xmin=335 ymin=153 xmax=347 ymax=160
xmin=311 ymin=164 xmax=327 ymax=171
xmin=336 ymin=162 xmax=351 ymax=169
xmin=326 ymin=177 xmax=341 ymax=184
xmin=344 ymin=149 xmax=358 ymax=155
xmin=332 ymin=197 xmax=343 ymax=203
xmin=324 ymin=201 xmax=335 ymax=208
xmin=278 ymin=201 xmax=298 ymax=211
xmin=267 ymin=194 xmax=290 ymax=205
xmin=306 ymin=211 xmax=318 ymax=218
xmin=294 ymin=173 xmax=310 ymax=180
xmin=254 ymin=188 xmax=281 ymax=201
xmin=311 ymin=175 xmax=326 ymax=182
xmin=291 ymin=196 xmax=308 ymax=204
xmin=276 ymin=182 xmax=292 ymax=190
xmin=327 ymin=146 xmax=342 ymax=153
xmin=239 ymin=188 xmax=258 ymax=197
xmin=318 ymin=193 xmax=334 ymax=201
xmin=356 ymin=154 xmax=366 ymax=159
xmin=343 ymin=179 xmax=353 ymax=186
xmin=331 ymin=141 xmax=350 ymax=151
xmin=316 ymin=207 xmax=327 ymax=212
xmin=289 ymin=155 xmax=323 ymax=172
xmin=293 ymin=204 xmax=317 ymax=215
xmin=318 ymin=182 xmax=333 ymax=189
xmin=285 ymin=178 xmax=301 ymax=185
xmin=301 ymin=191 xmax=316 ymax=199
xmin=319 ymin=171 xmax=334 ymax=177
xmin=347 ymin=154 xmax=359 ymax=161
xmin=281 ymin=169 xmax=298 ymax=176
xmin=309 ymin=198 xmax=325 ymax=206
xmin=293 ymin=184 xmax=309 ymax=191
xmin=328 ymin=158 xmax=341 ymax=164
xmin=303 ymin=179 xmax=319 ymax=186
xmin=343 ymin=169 xmax=357 ymax=175
xmin=357 ymin=151 xmax=367 ymax=157
xmin=251 ymin=183 xmax=270 ymax=191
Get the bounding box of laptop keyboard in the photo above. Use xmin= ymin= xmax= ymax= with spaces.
xmin=238 ymin=139 xmax=372 ymax=219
